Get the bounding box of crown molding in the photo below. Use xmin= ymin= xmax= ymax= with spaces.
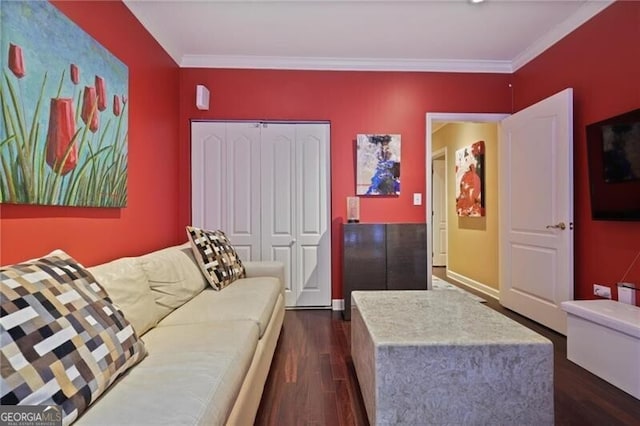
xmin=178 ymin=0 xmax=613 ymax=74
xmin=180 ymin=54 xmax=513 ymax=73
xmin=511 ymin=0 xmax=614 ymax=72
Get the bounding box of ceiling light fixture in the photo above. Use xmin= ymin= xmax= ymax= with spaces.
xmin=469 ymin=0 xmax=485 ymax=4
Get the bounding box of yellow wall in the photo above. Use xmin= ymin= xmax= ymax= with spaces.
xmin=432 ymin=123 xmax=498 ymax=290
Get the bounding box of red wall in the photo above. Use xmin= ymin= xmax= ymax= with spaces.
xmin=6 ymin=2 xmax=633 ymax=307
xmin=0 ymin=1 xmax=181 ymax=266
xmin=178 ymin=70 xmax=512 ymax=299
xmin=513 ymin=1 xmax=640 ymax=304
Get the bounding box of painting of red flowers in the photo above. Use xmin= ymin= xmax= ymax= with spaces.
xmin=455 ymin=141 xmax=485 ymax=217
xmin=113 ymin=94 xmax=121 ymax=117
xmin=70 ymin=64 xmax=80 ymax=84
xmin=46 ymin=98 xmax=78 ymax=175
xmin=95 ymin=75 xmax=107 ymax=111
xmin=0 ymin=1 xmax=128 ymax=207
xmin=81 ymin=86 xmax=100 ymax=133
xmin=8 ymin=44 xmax=25 ymax=78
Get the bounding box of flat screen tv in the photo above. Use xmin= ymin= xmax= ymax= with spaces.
xmin=586 ymin=108 xmax=640 ymax=220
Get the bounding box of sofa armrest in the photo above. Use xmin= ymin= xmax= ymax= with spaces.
xmin=243 ymin=261 xmax=285 ymax=296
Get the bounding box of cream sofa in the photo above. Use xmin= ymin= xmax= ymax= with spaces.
xmin=75 ymin=242 xmax=285 ymax=425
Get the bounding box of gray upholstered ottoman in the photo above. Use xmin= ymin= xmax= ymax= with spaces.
xmin=351 ymin=290 xmax=553 ymax=425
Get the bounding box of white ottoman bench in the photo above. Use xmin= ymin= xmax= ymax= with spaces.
xmin=561 ymin=300 xmax=640 ymax=399
xmin=351 ymin=290 xmax=554 ymax=425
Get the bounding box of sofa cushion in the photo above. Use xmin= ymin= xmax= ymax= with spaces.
xmin=75 ymin=321 xmax=258 ymax=426
xmin=158 ymin=277 xmax=281 ymax=338
xmin=139 ymin=243 xmax=208 ymax=320
xmin=0 ymin=250 xmax=147 ymax=425
xmin=186 ymin=226 xmax=246 ymax=291
xmin=243 ymin=261 xmax=285 ymax=298
xmin=89 ymin=257 xmax=160 ymax=336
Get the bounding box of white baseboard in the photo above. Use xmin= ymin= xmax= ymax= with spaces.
xmin=446 ymin=270 xmax=500 ymax=300
xmin=332 ymin=299 xmax=344 ymax=311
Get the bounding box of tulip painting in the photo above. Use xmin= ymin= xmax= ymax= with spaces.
xmin=8 ymin=43 xmax=25 ymax=78
xmin=95 ymin=75 xmax=107 ymax=111
xmin=46 ymin=99 xmax=78 ymax=175
xmin=81 ymin=86 xmax=100 ymax=132
xmin=70 ymin=64 xmax=79 ymax=84
xmin=1 ymin=1 xmax=128 ymax=207
xmin=113 ymin=94 xmax=121 ymax=117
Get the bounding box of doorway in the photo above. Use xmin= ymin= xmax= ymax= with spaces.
xmin=426 ymin=88 xmax=574 ymax=335
xmin=425 ymin=113 xmax=507 ymax=296
xmin=432 ymin=148 xmax=447 ymax=267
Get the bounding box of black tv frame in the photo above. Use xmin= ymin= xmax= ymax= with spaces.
xmin=586 ymin=108 xmax=640 ymax=221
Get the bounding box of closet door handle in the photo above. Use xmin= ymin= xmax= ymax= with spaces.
xmin=289 ymin=239 xmax=297 ymax=246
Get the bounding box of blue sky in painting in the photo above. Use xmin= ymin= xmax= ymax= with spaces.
xmin=1 ymin=0 xmax=128 ymax=155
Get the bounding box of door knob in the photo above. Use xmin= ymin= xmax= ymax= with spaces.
xmin=546 ymin=222 xmax=566 ymax=230
xmin=289 ymin=239 xmax=297 ymax=246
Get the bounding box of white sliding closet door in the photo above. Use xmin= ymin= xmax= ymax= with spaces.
xmin=191 ymin=122 xmax=261 ymax=261
xmin=261 ymin=123 xmax=331 ymax=307
xmin=296 ymin=124 xmax=331 ymax=306
xmin=191 ymin=121 xmax=331 ymax=308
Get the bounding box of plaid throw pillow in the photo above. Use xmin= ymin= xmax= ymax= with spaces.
xmin=0 ymin=250 xmax=147 ymax=425
xmin=186 ymin=226 xmax=246 ymax=291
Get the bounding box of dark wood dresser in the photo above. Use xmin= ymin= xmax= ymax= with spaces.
xmin=342 ymin=223 xmax=428 ymax=320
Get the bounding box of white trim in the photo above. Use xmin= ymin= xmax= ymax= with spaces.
xmin=512 ymin=0 xmax=614 ymax=71
xmin=180 ymin=55 xmax=512 ymax=73
xmin=432 ymin=147 xmax=447 ymax=159
xmin=446 ymin=270 xmax=499 ymax=301
xmin=332 ymin=299 xmax=345 ymax=311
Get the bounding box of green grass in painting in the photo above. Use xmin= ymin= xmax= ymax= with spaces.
xmin=0 ymin=67 xmax=128 ymax=207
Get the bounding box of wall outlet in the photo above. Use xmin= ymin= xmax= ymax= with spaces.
xmin=593 ymin=284 xmax=612 ymax=299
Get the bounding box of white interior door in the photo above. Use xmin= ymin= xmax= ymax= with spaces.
xmin=294 ymin=124 xmax=331 ymax=306
xmin=224 ymin=123 xmax=262 ymax=261
xmin=499 ymin=88 xmax=574 ymax=335
xmin=261 ymin=123 xmax=331 ymax=307
xmin=261 ymin=124 xmax=297 ymax=305
xmin=193 ymin=121 xmax=331 ymax=308
xmin=432 ymin=155 xmax=447 ymax=267
xmin=191 ymin=122 xmax=225 ymax=231
xmin=191 ymin=122 xmax=261 ymax=261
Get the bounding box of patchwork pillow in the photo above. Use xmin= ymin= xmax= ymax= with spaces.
xmin=0 ymin=250 xmax=147 ymax=425
xmin=186 ymin=226 xmax=246 ymax=290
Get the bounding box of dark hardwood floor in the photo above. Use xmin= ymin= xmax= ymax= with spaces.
xmin=255 ymin=269 xmax=640 ymax=425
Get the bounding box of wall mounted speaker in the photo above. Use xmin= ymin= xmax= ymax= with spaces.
xmin=196 ymin=84 xmax=210 ymax=110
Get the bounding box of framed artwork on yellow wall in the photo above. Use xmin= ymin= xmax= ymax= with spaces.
xmin=455 ymin=141 xmax=485 ymax=217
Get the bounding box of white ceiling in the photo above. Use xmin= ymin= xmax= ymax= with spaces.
xmin=123 ymin=0 xmax=613 ymax=73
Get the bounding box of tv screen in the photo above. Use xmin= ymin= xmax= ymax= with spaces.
xmin=586 ymin=108 xmax=640 ymax=220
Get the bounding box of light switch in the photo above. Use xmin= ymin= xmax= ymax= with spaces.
xmin=413 ymin=193 xmax=422 ymax=206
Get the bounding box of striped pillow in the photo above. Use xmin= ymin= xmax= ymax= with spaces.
xmin=186 ymin=226 xmax=246 ymax=291
xmin=0 ymin=250 xmax=147 ymax=425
